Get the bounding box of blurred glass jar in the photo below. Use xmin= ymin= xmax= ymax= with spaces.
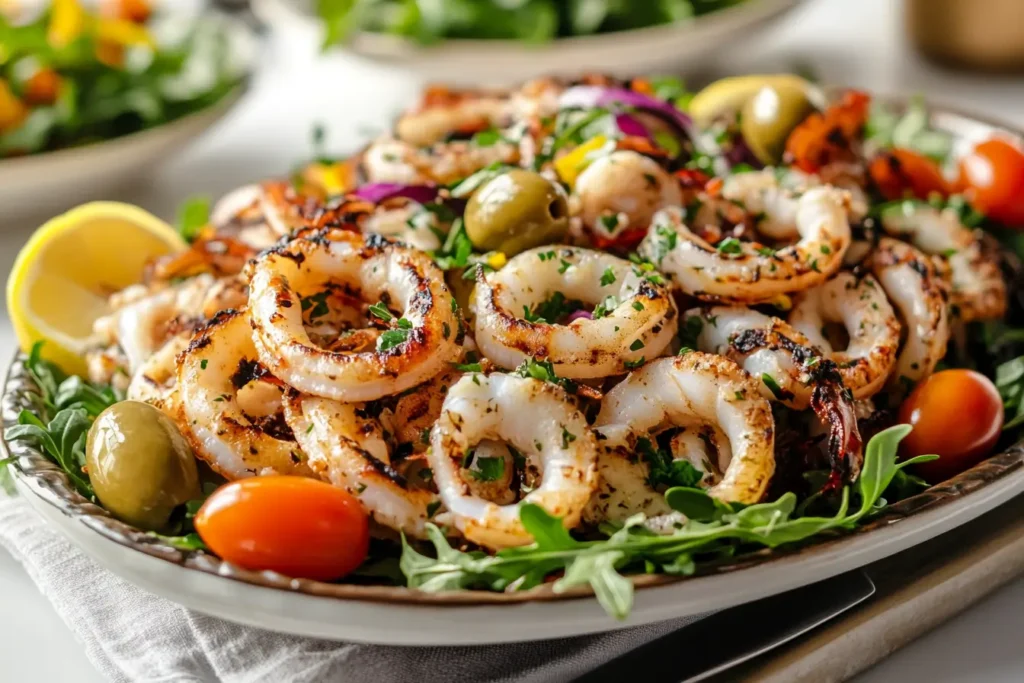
xmin=907 ymin=0 xmax=1024 ymax=71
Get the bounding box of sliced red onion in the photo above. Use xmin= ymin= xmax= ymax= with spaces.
xmin=725 ymin=135 xmax=764 ymax=169
xmin=559 ymin=85 xmax=721 ymax=158
xmin=352 ymin=183 xmax=440 ymax=205
xmin=566 ymin=309 xmax=593 ymax=323
xmin=614 ymin=113 xmax=651 ymax=139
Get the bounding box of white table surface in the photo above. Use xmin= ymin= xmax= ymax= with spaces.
xmin=3 ymin=0 xmax=1024 ymax=680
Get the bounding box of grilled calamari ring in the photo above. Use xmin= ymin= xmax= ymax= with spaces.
xmin=586 ymin=353 xmax=775 ymax=522
xmin=688 ymin=306 xmax=863 ymax=481
xmin=867 ymin=237 xmax=951 ymax=390
xmin=879 ymin=203 xmax=1006 ymax=322
xmin=427 ymin=372 xmax=598 ymax=550
xmin=473 ymin=246 xmax=677 ymax=378
xmin=639 ymin=185 xmax=852 ymax=303
xmin=283 ymin=392 xmax=440 ymax=539
xmin=126 ymin=333 xmax=191 ymax=418
xmin=789 ymin=271 xmax=901 ymax=399
xmin=247 ymin=231 xmax=460 ymax=403
xmin=177 ymin=310 xmax=312 ymax=480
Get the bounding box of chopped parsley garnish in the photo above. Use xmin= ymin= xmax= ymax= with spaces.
xmin=300 ymin=290 xmax=331 ymax=320
xmin=368 ymin=302 xmax=393 ymax=322
xmin=637 ymin=436 xmax=705 ymax=489
xmin=470 ymin=456 xmax=506 ymax=481
xmin=600 ymin=267 xmax=617 ymax=287
xmin=378 ymin=328 xmax=410 ymax=351
xmin=522 ymin=291 xmax=584 ymax=324
xmin=629 ymin=339 xmax=645 ymax=352
xmin=624 ymin=357 xmax=646 ymax=370
xmin=471 ymin=128 xmax=503 ymax=147
xmin=599 ymin=214 xmax=621 ymax=233
xmin=593 ymin=295 xmax=619 ymax=319
xmin=653 ymin=223 xmax=678 ymax=263
xmin=761 ymin=374 xmax=786 ymax=400
xmin=717 ymin=237 xmax=743 ymax=255
xmin=452 ymin=361 xmax=483 ymax=373
xmin=631 ymin=301 xmax=644 ymax=311
xmin=515 ymin=358 xmax=578 ymax=394
xmin=558 ymin=259 xmax=573 ymax=274
xmin=561 ymin=426 xmax=577 ymax=449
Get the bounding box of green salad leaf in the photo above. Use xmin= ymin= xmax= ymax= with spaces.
xmin=0 ymin=9 xmax=246 ymax=157
xmin=317 ymin=0 xmax=748 ymax=47
xmin=400 ymin=425 xmax=932 ymax=619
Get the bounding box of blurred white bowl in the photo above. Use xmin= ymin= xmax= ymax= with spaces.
xmin=0 ymin=86 xmax=248 ymax=220
xmin=254 ymin=0 xmax=807 ymax=87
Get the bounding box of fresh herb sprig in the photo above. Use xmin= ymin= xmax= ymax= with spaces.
xmin=400 ymin=426 xmax=935 ymax=619
xmin=2 ymin=343 xmax=121 ymax=498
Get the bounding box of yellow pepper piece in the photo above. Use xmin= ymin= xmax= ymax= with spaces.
xmin=304 ymin=162 xmax=357 ymax=197
xmin=95 ymin=18 xmax=155 ymax=48
xmin=769 ymin=293 xmax=793 ymax=312
xmin=0 ymin=79 xmax=28 ymax=134
xmin=48 ymin=0 xmax=89 ymax=48
xmin=554 ymin=135 xmax=609 ymax=187
xmin=485 ymin=252 xmax=507 ymax=269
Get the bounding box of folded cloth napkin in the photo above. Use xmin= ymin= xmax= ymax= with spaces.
xmin=0 ymin=494 xmax=703 ymax=683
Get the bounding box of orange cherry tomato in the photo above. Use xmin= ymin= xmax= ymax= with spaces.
xmin=869 ymin=148 xmax=949 ymax=201
xmin=195 ymin=476 xmax=369 ymax=582
xmin=23 ymin=68 xmax=62 ymax=106
xmin=898 ymin=369 xmax=1004 ymax=482
xmin=958 ymin=137 xmax=1024 ymax=227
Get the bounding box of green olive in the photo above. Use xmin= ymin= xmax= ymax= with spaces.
xmin=464 ymin=170 xmax=569 ymax=255
xmin=86 ymin=401 xmax=201 ymax=532
xmin=740 ymin=82 xmax=815 ymax=165
xmin=689 ymin=74 xmax=815 ymax=127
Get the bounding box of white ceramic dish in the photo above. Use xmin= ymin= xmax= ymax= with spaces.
xmin=3 ymin=98 xmax=1024 ymax=645
xmin=12 ymin=450 xmax=1024 ymax=645
xmin=253 ymin=0 xmax=808 ymax=87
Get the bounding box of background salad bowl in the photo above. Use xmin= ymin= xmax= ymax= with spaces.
xmin=3 ymin=91 xmax=1024 ymax=645
xmin=0 ymin=2 xmax=257 ymax=219
xmin=253 ymin=0 xmax=809 ymax=87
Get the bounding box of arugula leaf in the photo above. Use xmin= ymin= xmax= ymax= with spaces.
xmin=4 ymin=342 xmax=122 ymax=499
xmin=400 ymin=424 xmax=921 ymax=619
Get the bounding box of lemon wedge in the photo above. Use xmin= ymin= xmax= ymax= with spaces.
xmin=7 ymin=202 xmax=188 ymax=375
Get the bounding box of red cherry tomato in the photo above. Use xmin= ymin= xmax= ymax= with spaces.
xmin=958 ymin=137 xmax=1024 ymax=227
xmin=869 ymin=148 xmax=950 ymax=201
xmin=195 ymin=476 xmax=369 ymax=581
xmin=898 ymin=369 xmax=1004 ymax=482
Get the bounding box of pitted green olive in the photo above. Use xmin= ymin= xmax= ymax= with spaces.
xmin=86 ymin=400 xmax=201 ymax=531
xmin=689 ymin=74 xmax=816 ymax=127
xmin=740 ymin=82 xmax=815 ymax=164
xmin=464 ymin=170 xmax=569 ymax=255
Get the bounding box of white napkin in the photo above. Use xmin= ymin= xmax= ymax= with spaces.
xmin=0 ymin=494 xmax=704 ymax=683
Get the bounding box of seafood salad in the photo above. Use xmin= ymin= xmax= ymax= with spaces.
xmin=7 ymin=73 xmax=1024 ymax=619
